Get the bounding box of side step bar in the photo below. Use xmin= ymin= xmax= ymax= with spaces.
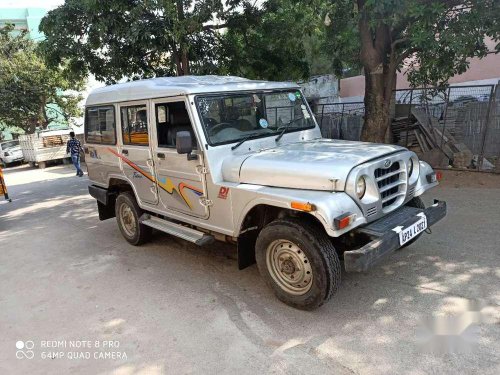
xmin=140 ymin=214 xmax=214 ymax=246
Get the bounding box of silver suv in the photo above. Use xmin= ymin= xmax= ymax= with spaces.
xmin=86 ymin=76 xmax=446 ymax=310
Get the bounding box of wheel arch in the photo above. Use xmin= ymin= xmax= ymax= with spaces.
xmin=236 ymin=202 xmax=327 ymax=270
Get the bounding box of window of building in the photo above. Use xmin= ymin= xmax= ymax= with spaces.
xmin=85 ymin=106 xmax=116 ymax=144
xmin=121 ymin=105 xmax=149 ymax=146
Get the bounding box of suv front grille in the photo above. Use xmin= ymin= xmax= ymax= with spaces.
xmin=374 ymin=162 xmax=406 ymax=209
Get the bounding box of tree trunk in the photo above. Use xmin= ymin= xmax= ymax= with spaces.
xmin=174 ymin=0 xmax=190 ymax=76
xmin=181 ymin=49 xmax=190 ymax=75
xmin=358 ymin=3 xmax=397 ymax=143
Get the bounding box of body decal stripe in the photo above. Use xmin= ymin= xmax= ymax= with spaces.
xmin=107 ymin=147 xmax=203 ymax=209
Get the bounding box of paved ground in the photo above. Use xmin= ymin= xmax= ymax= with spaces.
xmin=0 ymin=165 xmax=499 ymax=375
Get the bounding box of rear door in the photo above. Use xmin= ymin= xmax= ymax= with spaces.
xmin=118 ymin=101 xmax=158 ymax=205
xmin=151 ymin=98 xmax=209 ymax=218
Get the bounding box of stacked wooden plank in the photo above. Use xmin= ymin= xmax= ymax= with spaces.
xmin=391 ymin=106 xmax=476 ymax=168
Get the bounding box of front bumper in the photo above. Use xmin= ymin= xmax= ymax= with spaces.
xmin=3 ymin=155 xmax=24 ymax=163
xmin=344 ymin=200 xmax=447 ymax=272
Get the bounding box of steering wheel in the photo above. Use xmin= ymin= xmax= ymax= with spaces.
xmin=209 ymin=122 xmax=234 ymax=136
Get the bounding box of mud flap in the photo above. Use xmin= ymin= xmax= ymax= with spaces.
xmin=237 ymin=229 xmax=258 ymax=270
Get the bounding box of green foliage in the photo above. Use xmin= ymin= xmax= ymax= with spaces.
xmin=0 ymin=25 xmax=85 ymax=133
xmin=40 ymin=0 xmax=260 ymax=83
xmin=324 ymin=0 xmax=500 ymax=87
xmin=222 ymin=0 xmax=317 ymax=80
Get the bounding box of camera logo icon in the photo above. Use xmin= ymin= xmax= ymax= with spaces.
xmin=16 ymin=340 xmax=34 ymax=359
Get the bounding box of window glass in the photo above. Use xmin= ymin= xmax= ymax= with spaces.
xmin=196 ymin=90 xmax=314 ymax=146
xmin=121 ymin=105 xmax=149 ymax=146
xmin=85 ymin=106 xmax=116 ymax=144
xmin=156 ymin=102 xmax=197 ymax=149
xmin=1 ymin=140 xmax=19 ymax=149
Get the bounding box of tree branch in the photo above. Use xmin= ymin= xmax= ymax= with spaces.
xmin=203 ymin=23 xmax=228 ymax=31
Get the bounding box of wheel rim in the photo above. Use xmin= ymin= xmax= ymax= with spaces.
xmin=119 ymin=202 xmax=136 ymax=238
xmin=266 ymin=239 xmax=313 ymax=295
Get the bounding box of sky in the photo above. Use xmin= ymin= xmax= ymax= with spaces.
xmin=0 ymin=0 xmax=63 ymax=9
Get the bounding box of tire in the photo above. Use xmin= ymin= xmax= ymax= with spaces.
xmin=255 ymin=218 xmax=341 ymax=310
xmin=115 ymin=192 xmax=152 ymax=245
xmin=400 ymin=197 xmax=426 ymax=249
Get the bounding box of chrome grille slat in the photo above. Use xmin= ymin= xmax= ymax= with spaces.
xmin=374 ymin=161 xmax=406 ymax=210
xmin=375 ymin=169 xmax=403 ymax=182
xmin=382 ymin=192 xmax=405 ymax=203
xmin=379 ymin=180 xmax=406 ymax=193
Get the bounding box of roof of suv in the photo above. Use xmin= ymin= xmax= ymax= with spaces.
xmin=86 ymin=75 xmax=300 ymax=106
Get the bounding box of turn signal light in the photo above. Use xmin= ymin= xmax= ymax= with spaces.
xmin=426 ymin=172 xmax=438 ymax=183
xmin=334 ymin=213 xmax=356 ymax=229
xmin=291 ymin=201 xmax=316 ymax=212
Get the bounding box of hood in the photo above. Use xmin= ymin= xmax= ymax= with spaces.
xmin=222 ymin=139 xmax=404 ymax=191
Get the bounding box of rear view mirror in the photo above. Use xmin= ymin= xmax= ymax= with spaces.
xmin=176 ymin=131 xmax=197 ymax=160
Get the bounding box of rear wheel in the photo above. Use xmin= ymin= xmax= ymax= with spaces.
xmin=255 ymin=218 xmax=341 ymax=310
xmin=115 ymin=192 xmax=152 ymax=245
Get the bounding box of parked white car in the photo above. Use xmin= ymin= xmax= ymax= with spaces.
xmin=85 ymin=76 xmax=447 ymax=310
xmin=0 ymin=140 xmax=24 ymax=167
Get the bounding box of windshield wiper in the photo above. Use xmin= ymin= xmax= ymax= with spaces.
xmin=275 ymin=116 xmax=304 ymax=143
xmin=231 ymin=134 xmax=257 ymax=151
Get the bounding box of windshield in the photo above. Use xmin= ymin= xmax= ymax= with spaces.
xmin=1 ymin=140 xmax=19 ymax=150
xmin=196 ymin=90 xmax=315 ymax=146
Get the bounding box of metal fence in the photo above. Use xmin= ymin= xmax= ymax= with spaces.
xmin=393 ymin=85 xmax=499 ymax=171
xmin=310 ymin=84 xmax=500 ymax=172
xmin=313 ymin=101 xmax=365 ymax=141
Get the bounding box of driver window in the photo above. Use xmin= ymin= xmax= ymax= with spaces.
xmin=156 ymin=101 xmax=197 ymax=149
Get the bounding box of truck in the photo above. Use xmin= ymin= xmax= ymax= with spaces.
xmin=19 ymin=129 xmax=75 ymax=169
xmin=85 ymin=76 xmax=446 ymax=310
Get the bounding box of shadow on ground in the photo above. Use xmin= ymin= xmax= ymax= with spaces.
xmin=0 ymin=167 xmax=499 ymax=374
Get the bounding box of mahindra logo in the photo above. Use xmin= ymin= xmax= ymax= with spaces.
xmin=384 ymin=159 xmax=392 ymax=168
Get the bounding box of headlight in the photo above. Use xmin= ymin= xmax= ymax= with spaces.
xmin=408 ymin=158 xmax=414 ymax=177
xmin=4 ymin=152 xmax=9 ymax=156
xmin=356 ymin=176 xmax=366 ymax=199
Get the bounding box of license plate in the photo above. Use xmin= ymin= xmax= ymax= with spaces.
xmin=398 ymin=214 xmax=427 ymax=246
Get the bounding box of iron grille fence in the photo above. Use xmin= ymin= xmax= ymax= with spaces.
xmin=313 ymin=101 xmax=365 ymax=140
xmin=309 ymin=84 xmax=500 ymax=172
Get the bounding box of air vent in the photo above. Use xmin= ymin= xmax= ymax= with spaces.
xmin=366 ymin=206 xmax=377 ymax=217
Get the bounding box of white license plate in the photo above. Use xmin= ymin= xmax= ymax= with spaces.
xmin=398 ymin=215 xmax=427 ymax=246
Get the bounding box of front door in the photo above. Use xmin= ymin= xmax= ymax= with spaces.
xmin=118 ymin=101 xmax=158 ymax=205
xmin=151 ymin=98 xmax=208 ymax=218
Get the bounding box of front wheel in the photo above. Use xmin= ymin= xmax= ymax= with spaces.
xmin=115 ymin=192 xmax=152 ymax=245
xmin=255 ymin=218 xmax=341 ymax=310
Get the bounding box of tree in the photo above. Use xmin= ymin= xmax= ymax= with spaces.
xmin=220 ymin=0 xmax=336 ymax=81
xmin=0 ymin=25 xmax=85 ymax=133
xmin=39 ymin=0 xmax=260 ymax=83
xmin=324 ymin=0 xmax=500 ymax=142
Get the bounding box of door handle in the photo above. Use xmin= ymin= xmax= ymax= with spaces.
xmin=157 ymin=152 xmax=165 ymax=159
xmin=122 ymin=149 xmax=128 ymax=155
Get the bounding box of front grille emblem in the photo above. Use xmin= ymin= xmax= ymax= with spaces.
xmin=384 ymin=159 xmax=392 ymax=168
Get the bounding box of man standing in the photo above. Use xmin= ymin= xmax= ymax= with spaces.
xmin=66 ymin=131 xmax=84 ymax=177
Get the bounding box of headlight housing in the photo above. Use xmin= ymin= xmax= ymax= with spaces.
xmin=408 ymin=158 xmax=414 ymax=177
xmin=408 ymin=156 xmax=420 ymax=182
xmin=4 ymin=151 xmax=9 ymax=156
xmin=356 ymin=176 xmax=366 ymax=199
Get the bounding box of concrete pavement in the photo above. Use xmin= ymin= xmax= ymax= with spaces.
xmin=0 ymin=165 xmax=499 ymax=374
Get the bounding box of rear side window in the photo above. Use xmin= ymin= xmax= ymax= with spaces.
xmin=121 ymin=105 xmax=149 ymax=146
xmin=85 ymin=106 xmax=116 ymax=144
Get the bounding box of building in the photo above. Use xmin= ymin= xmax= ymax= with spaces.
xmin=339 ymin=38 xmax=500 ymax=102
xmin=0 ymin=7 xmax=46 ymax=40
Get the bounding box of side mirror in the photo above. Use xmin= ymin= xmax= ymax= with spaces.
xmin=176 ymin=131 xmax=197 ymax=160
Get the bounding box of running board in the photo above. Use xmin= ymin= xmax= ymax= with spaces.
xmin=140 ymin=214 xmax=214 ymax=246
